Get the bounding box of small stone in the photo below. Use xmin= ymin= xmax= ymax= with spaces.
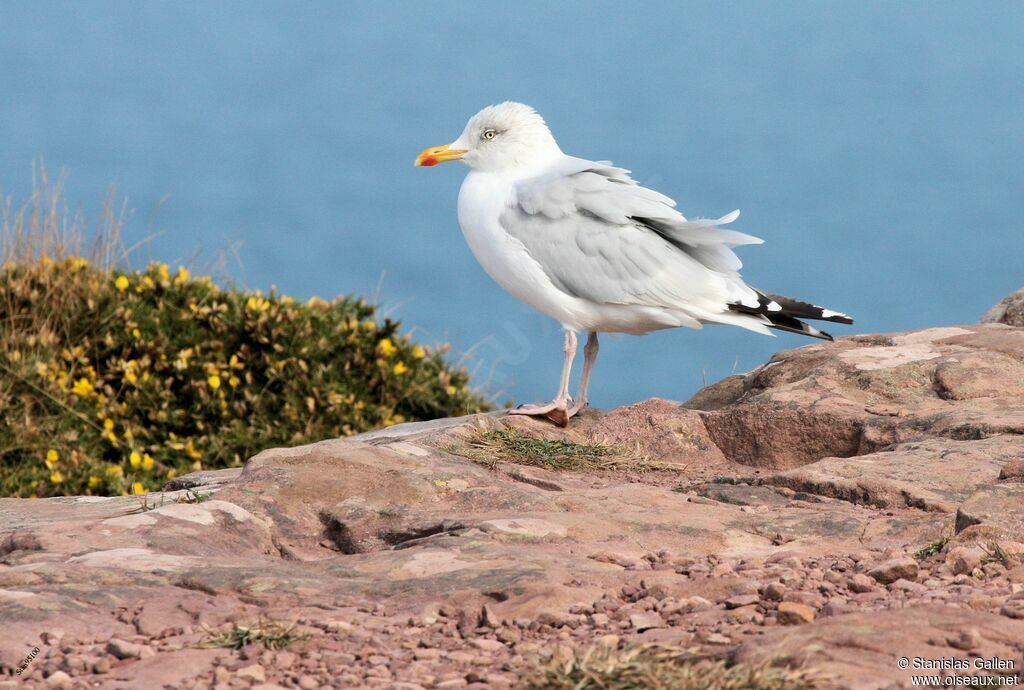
xmin=45 ymin=671 xmax=72 ymax=690
xmin=702 ymin=632 xmax=731 ymax=645
xmin=470 ymin=639 xmax=505 ymax=652
xmin=629 ymin=612 xmax=665 ymax=631
xmin=678 ymin=596 xmax=714 ymax=612
xmin=777 ymin=601 xmax=816 ymax=625
xmin=480 ymin=604 xmax=499 ymax=628
xmin=727 ymin=604 xmax=760 ymax=623
xmin=948 ymin=629 xmax=982 ymax=651
xmin=724 ymin=594 xmax=760 ymax=609
xmin=595 ymin=634 xmax=620 ymax=648
xmin=848 ymin=573 xmax=876 ymax=593
xmin=948 ymin=547 xmax=984 ymax=576
xmin=783 ymin=591 xmax=826 ymax=608
xmin=889 ymin=578 xmax=927 ymax=593
xmin=999 ymin=459 xmax=1024 ymax=481
xmin=61 ymin=655 xmax=87 ymax=673
xmin=297 ymin=676 xmax=319 ymax=690
xmin=867 ymin=557 xmax=918 ymax=585
xmin=92 ymin=657 xmax=111 ymax=674
xmin=40 ymin=630 xmax=65 ymax=646
xmin=236 ymin=664 xmax=266 ymax=682
xmin=763 ymin=582 xmax=786 ymax=601
xmin=414 ymin=648 xmax=442 ymax=660
xmin=106 ymin=639 xmax=154 ymax=660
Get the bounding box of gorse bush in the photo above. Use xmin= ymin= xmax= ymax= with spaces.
xmin=0 ymin=168 xmax=489 ymax=497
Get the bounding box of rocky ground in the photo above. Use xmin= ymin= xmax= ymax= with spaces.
xmin=2 ymin=316 xmax=1024 ymax=689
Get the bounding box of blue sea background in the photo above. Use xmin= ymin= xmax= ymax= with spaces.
xmin=3 ymin=1 xmax=1022 ymax=408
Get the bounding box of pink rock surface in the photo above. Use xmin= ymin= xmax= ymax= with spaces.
xmin=1 ymin=323 xmax=1023 ymax=688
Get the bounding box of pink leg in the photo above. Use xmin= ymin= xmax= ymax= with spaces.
xmin=509 ymin=328 xmax=577 ymax=427
xmin=569 ymin=332 xmax=599 ymax=416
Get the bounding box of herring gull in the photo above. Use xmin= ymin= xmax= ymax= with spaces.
xmin=415 ymin=102 xmax=852 ymax=426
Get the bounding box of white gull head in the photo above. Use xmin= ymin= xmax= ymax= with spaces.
xmin=415 ymin=102 xmax=562 ymax=173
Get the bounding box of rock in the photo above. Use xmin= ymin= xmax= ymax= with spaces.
xmin=44 ymin=671 xmax=72 ymax=689
xmin=236 ymin=664 xmax=266 ymax=682
xmin=847 ymin=573 xmax=876 ymax=593
xmin=106 ymin=639 xmax=155 ymax=660
xmin=981 ymin=287 xmax=1024 ymax=327
xmin=0 ymin=325 xmax=1022 ymax=690
xmin=724 ymin=594 xmax=760 ymax=609
xmin=867 ymin=558 xmax=919 ymax=585
xmin=776 ymin=602 xmax=816 ymax=625
xmin=999 ymin=459 xmax=1024 ymax=481
xmin=956 ymin=484 xmax=1024 ymax=538
xmin=889 ymin=578 xmax=927 ymax=594
xmin=469 ymin=639 xmax=505 ymax=653
xmin=629 ymin=612 xmax=665 ymax=632
xmin=734 ymin=607 xmax=1024 ymax=687
xmin=947 ymin=547 xmax=985 ymax=575
xmin=947 ymin=628 xmax=982 ymax=651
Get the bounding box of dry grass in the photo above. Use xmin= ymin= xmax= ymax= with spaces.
xmin=521 ymin=644 xmax=819 ymax=690
xmin=201 ymin=617 xmax=307 ymax=651
xmin=462 ymin=427 xmax=665 ymax=472
xmin=2 ymin=162 xmax=127 ymax=269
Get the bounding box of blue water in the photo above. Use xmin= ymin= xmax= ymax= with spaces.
xmin=3 ymin=2 xmax=1023 ymax=407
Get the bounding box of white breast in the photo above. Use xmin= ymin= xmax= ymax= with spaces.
xmin=457 ymin=171 xmax=583 ymax=326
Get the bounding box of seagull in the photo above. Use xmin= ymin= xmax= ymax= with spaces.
xmin=415 ymin=102 xmax=852 ymax=427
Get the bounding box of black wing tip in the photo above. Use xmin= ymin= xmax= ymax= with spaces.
xmin=753 ymin=290 xmax=854 ymax=325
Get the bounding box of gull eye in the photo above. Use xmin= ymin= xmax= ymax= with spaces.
xmin=482 ymin=129 xmax=497 ymax=140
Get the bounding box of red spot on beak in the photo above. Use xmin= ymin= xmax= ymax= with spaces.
xmin=420 ymin=156 xmax=438 ymax=167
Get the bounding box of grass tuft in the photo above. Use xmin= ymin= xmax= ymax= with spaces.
xmin=1 ymin=167 xmax=490 ymax=497
xmin=464 ymin=428 xmax=653 ymax=471
xmin=914 ymin=535 xmax=951 ymax=560
xmin=980 ymin=542 xmax=1010 ymax=566
xmin=202 ymin=617 xmax=307 ymax=650
xmin=521 ymin=644 xmax=817 ymax=690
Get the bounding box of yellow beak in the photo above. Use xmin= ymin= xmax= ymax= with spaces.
xmin=414 ymin=144 xmax=467 ymax=167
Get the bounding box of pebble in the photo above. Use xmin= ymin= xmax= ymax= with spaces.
xmin=724 ymin=594 xmax=760 ymax=609
xmin=848 ymin=573 xmax=877 ymax=593
xmin=777 ymin=601 xmax=816 ymax=625
xmin=44 ymin=671 xmax=72 ymax=690
xmin=763 ymin=582 xmax=786 ymax=601
xmin=236 ymin=664 xmax=266 ymax=682
xmin=469 ymin=638 xmax=505 ymax=652
xmin=867 ymin=557 xmax=919 ymax=585
xmin=629 ymin=612 xmax=665 ymax=631
xmin=106 ymin=639 xmax=155 ymax=660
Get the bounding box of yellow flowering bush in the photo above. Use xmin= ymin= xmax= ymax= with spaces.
xmin=0 ymin=257 xmax=488 ymax=497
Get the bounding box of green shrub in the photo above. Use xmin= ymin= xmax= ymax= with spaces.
xmin=0 ymin=170 xmax=489 ymax=498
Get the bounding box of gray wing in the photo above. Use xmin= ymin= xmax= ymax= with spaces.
xmin=503 ymin=157 xmax=764 ymax=317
